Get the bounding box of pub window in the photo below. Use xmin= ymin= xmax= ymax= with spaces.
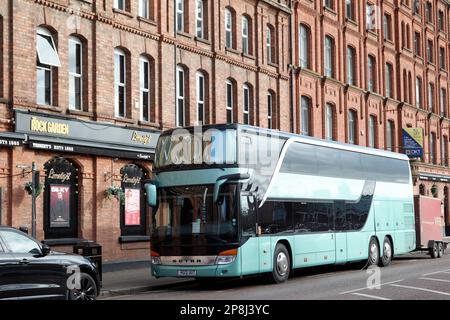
xmin=114 ymin=48 xmax=127 ymax=118
xmin=347 ymin=46 xmax=356 ymax=86
xmin=346 ymin=0 xmax=355 ymax=21
xmin=196 ymin=71 xmax=206 ymax=125
xmin=266 ymin=24 xmax=276 ymax=64
xmin=324 ymin=35 xmax=334 ymax=78
xmin=386 ymin=119 xmax=395 ymax=151
xmin=140 ymin=55 xmax=151 ymax=122
xmin=176 ymin=0 xmax=185 ymax=32
xmin=120 ymin=164 xmax=148 ymax=237
xmin=243 ymin=84 xmax=250 ymax=125
xmin=43 ymin=157 xmax=79 ymax=240
xmin=114 ymin=0 xmax=130 ymax=12
xmin=242 ymin=16 xmax=252 ymax=55
xmin=68 ymin=36 xmax=83 ymax=111
xmin=225 ymin=8 xmax=236 ymax=49
xmin=348 ymin=109 xmax=357 ymax=144
xmin=267 ymin=91 xmax=274 ymax=129
xmin=36 ymin=27 xmax=61 ymax=106
xmin=299 ymin=24 xmax=311 ymax=69
xmin=300 ymin=96 xmax=311 ymax=136
xmin=226 ymin=79 xmax=236 ymax=124
xmin=325 ymin=103 xmax=335 ymax=141
xmin=368 ymin=115 xmax=377 ymax=148
xmin=176 ymin=65 xmax=187 ymax=127
xmin=196 ymin=0 xmax=207 ymax=39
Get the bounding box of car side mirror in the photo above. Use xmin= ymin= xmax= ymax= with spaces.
xmin=41 ymin=244 xmax=51 ymax=256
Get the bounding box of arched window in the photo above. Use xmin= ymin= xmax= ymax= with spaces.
xmin=386 ymin=119 xmax=395 ymax=151
xmin=196 ymin=71 xmax=206 ymax=125
xmin=368 ymin=115 xmax=377 ymax=148
xmin=347 ymin=46 xmax=356 ymax=85
xmin=225 ymin=8 xmax=235 ymax=49
xmin=267 ymin=91 xmax=275 ymax=129
xmin=36 ymin=27 xmax=61 ymax=106
xmin=140 ymin=55 xmax=152 ymax=122
xmin=114 ymin=48 xmax=129 ymax=118
xmin=325 ymin=103 xmax=335 ymax=141
xmin=242 ymin=16 xmax=252 ymax=55
xmin=176 ymin=65 xmax=188 ymax=127
xmin=266 ymin=24 xmax=276 ymax=64
xmin=243 ymin=84 xmax=251 ymax=125
xmin=300 ymin=96 xmax=311 ymax=136
xmin=226 ymin=79 xmax=236 ymax=123
xmin=367 ymin=55 xmax=377 ymax=92
xmin=348 ymin=109 xmax=357 ymax=144
xmin=299 ymin=24 xmax=311 ymax=69
xmin=196 ymin=0 xmax=205 ymax=38
xmin=324 ymin=36 xmax=335 ymax=78
xmin=68 ymin=36 xmax=84 ymax=111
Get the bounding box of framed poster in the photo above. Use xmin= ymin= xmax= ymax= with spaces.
xmin=124 ymin=188 xmax=141 ymax=226
xmin=49 ymin=185 xmax=71 ymax=228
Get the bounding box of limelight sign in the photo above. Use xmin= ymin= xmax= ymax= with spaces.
xmin=402 ymin=128 xmax=424 ymax=158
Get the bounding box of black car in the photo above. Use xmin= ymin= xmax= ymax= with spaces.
xmin=0 ymin=226 xmax=101 ymax=300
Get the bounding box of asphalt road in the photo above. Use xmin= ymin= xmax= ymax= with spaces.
xmin=103 ymin=252 xmax=450 ymax=300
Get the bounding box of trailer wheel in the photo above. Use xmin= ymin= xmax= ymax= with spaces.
xmin=380 ymin=237 xmax=393 ymax=267
xmin=438 ymin=242 xmax=444 ymax=258
xmin=367 ymin=237 xmax=380 ymax=266
xmin=430 ymin=242 xmax=439 ymax=259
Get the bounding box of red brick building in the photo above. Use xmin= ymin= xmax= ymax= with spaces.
xmin=1 ymin=0 xmax=450 ymax=262
xmin=0 ymin=0 xmax=291 ymax=261
xmin=294 ymin=0 xmax=450 ymax=235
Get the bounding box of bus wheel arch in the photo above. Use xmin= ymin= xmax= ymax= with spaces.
xmin=277 ymin=240 xmax=293 ymax=272
xmin=268 ymin=241 xmax=292 ymax=284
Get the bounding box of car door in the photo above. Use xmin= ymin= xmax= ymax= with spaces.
xmin=0 ymin=239 xmax=23 ymax=300
xmin=0 ymin=229 xmax=67 ymax=299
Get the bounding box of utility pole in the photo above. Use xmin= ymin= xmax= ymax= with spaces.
xmin=31 ymin=162 xmax=37 ymax=238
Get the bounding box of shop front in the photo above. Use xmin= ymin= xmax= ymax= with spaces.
xmin=1 ymin=110 xmax=161 ymax=261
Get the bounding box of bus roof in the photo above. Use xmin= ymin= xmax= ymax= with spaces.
xmin=159 ymin=124 xmax=410 ymax=162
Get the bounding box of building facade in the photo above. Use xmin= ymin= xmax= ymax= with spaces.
xmin=294 ymin=0 xmax=450 ymax=236
xmin=1 ymin=0 xmax=450 ymax=262
xmin=0 ymin=0 xmax=291 ymax=261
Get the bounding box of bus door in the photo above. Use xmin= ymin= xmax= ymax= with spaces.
xmin=239 ymin=193 xmax=260 ymax=275
xmin=334 ymin=201 xmax=348 ymax=263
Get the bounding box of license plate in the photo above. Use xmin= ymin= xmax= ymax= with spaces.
xmin=177 ymin=270 xmax=197 ymax=277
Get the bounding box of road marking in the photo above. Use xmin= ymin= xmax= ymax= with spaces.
xmin=389 ymin=284 xmax=450 ymax=296
xmin=419 ymin=277 xmax=450 ymax=283
xmin=422 ymin=269 xmax=450 ymax=277
xmin=351 ymin=293 xmax=391 ymax=300
xmin=340 ymin=280 xmax=404 ymax=295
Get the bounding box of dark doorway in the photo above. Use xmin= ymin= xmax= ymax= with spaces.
xmin=43 ymin=157 xmax=79 ymax=239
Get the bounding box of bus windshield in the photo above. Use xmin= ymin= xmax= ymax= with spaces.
xmin=154 ymin=128 xmax=237 ymax=169
xmin=152 ymin=184 xmax=238 ymax=244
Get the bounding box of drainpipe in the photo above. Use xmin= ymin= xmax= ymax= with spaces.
xmin=288 ymin=0 xmax=294 ymax=133
xmin=174 ymin=0 xmax=178 ymax=128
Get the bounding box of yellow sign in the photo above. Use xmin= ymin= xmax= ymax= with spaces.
xmin=131 ymin=131 xmax=151 ymax=145
xmin=30 ymin=116 xmax=69 ymax=135
xmin=404 ymin=128 xmax=423 ymax=147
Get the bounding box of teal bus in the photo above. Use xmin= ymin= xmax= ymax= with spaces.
xmin=145 ymin=124 xmax=416 ymax=283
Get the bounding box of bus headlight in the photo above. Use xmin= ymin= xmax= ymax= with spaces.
xmin=215 ymin=256 xmax=236 ymax=265
xmin=151 ymin=250 xmax=161 ymax=265
xmin=216 ymin=249 xmax=237 ymax=265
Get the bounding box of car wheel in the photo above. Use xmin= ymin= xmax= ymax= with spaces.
xmin=430 ymin=242 xmax=439 ymax=259
xmin=269 ymin=243 xmax=290 ymax=284
xmin=367 ymin=237 xmax=380 ymax=266
xmin=68 ymin=273 xmax=98 ymax=301
xmin=438 ymin=242 xmax=444 ymax=258
xmin=379 ymin=237 xmax=393 ymax=267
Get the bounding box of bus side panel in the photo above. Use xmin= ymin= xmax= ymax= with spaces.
xmin=240 ymin=238 xmax=260 ymax=275
xmin=259 ymin=237 xmax=272 ymax=273
xmin=292 ymin=233 xmax=335 ymax=268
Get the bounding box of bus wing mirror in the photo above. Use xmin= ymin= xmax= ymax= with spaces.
xmin=213 ymin=173 xmax=251 ymax=204
xmin=145 ymin=182 xmax=157 ymax=207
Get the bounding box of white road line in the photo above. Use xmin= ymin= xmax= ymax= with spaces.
xmin=340 ymin=280 xmax=404 ymax=295
xmin=419 ymin=277 xmax=450 ymax=283
xmin=422 ymin=269 xmax=450 ymax=277
xmin=389 ymin=284 xmax=450 ymax=296
xmin=351 ymin=293 xmax=391 ymax=301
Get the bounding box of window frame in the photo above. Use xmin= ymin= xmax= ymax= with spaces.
xmin=68 ymin=36 xmax=83 ymax=111
xmin=114 ymin=48 xmax=127 ymax=118
xmin=140 ymin=56 xmax=151 ymax=122
xmin=176 ymin=66 xmax=186 ymax=127
xmin=196 ymin=71 xmax=205 ymax=125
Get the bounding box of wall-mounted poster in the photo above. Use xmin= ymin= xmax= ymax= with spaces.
xmin=125 ymin=188 xmax=140 ymax=226
xmin=50 ymin=185 xmax=70 ymax=228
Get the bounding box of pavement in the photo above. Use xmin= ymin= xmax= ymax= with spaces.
xmin=100 ymin=260 xmax=190 ymax=298
xmin=100 ymin=251 xmax=450 ymax=300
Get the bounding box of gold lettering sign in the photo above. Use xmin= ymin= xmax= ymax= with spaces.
xmin=131 ymin=131 xmax=151 ymax=145
xmin=48 ymin=168 xmax=72 ymax=182
xmin=122 ymin=174 xmax=141 ymax=185
xmin=31 ymin=117 xmax=69 ymax=135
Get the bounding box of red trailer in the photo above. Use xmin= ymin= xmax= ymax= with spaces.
xmin=414 ymin=196 xmax=449 ymax=258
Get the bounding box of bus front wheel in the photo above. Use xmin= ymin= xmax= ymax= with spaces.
xmin=367 ymin=237 xmax=380 ymax=266
xmin=269 ymin=243 xmax=290 ymax=284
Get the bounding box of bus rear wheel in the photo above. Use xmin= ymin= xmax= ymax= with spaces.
xmin=379 ymin=237 xmax=393 ymax=267
xmin=367 ymin=237 xmax=380 ymax=266
xmin=430 ymin=242 xmax=439 ymax=259
xmin=269 ymin=243 xmax=290 ymax=284
xmin=438 ymin=242 xmax=444 ymax=258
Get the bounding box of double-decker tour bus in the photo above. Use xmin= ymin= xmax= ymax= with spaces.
xmin=145 ymin=124 xmax=415 ymax=283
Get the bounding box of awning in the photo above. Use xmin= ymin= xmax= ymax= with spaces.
xmin=27 ymin=135 xmax=154 ymax=161
xmin=0 ymin=132 xmax=25 ymax=147
xmin=417 ymin=173 xmax=450 ymax=183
